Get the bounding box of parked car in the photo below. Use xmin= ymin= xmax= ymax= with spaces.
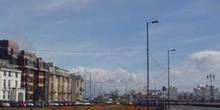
xmin=74 ymin=101 xmax=83 ymax=105
xmin=26 ymin=101 xmax=34 ymax=107
xmin=0 ymin=101 xmax=10 ymax=107
xmin=105 ymin=99 xmax=113 ymax=104
xmin=47 ymin=101 xmax=59 ymax=106
xmin=57 ymin=101 xmax=64 ymax=106
xmin=67 ymin=101 xmax=73 ymax=106
xmin=9 ymin=101 xmax=18 ymax=107
xmin=61 ymin=101 xmax=69 ymax=106
xmin=81 ymin=100 xmax=90 ymax=106
xmin=61 ymin=101 xmax=73 ymax=106
xmin=34 ymin=101 xmax=42 ymax=107
xmin=17 ymin=101 xmax=26 ymax=107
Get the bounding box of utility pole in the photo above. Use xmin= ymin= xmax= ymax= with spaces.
xmin=154 ymin=77 xmax=156 ymax=100
xmin=90 ymin=72 xmax=92 ymax=100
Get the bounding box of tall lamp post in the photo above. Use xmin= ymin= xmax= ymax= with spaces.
xmin=168 ymin=49 xmax=175 ymax=109
xmin=146 ymin=20 xmax=159 ymax=110
xmin=207 ymin=74 xmax=215 ymax=102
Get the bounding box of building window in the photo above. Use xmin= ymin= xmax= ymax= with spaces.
xmin=15 ymin=72 xmax=18 ymax=78
xmin=8 ymin=80 xmax=11 ymax=89
xmin=15 ymin=81 xmax=18 ymax=88
xmin=51 ymin=85 xmax=53 ymax=91
xmin=28 ymin=86 xmax=33 ymax=91
xmin=3 ymin=79 xmax=6 ymax=89
xmin=9 ymin=72 xmax=11 ymax=76
xmin=3 ymin=91 xmax=5 ymax=99
xmin=8 ymin=92 xmax=10 ymax=99
xmin=4 ymin=71 xmax=6 ymax=76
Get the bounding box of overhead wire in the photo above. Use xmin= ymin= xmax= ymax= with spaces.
xmin=149 ymin=52 xmax=166 ymax=69
xmin=24 ymin=49 xmax=146 ymax=53
xmin=154 ymin=70 xmax=167 ymax=78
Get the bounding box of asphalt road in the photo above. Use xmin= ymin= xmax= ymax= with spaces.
xmin=170 ymin=105 xmax=220 ymax=110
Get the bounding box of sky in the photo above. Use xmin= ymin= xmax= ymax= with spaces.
xmin=1 ymin=0 xmax=220 ymax=96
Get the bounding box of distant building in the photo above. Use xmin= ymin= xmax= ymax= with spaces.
xmin=194 ymin=85 xmax=219 ymax=101
xmin=0 ymin=40 xmax=48 ymax=101
xmin=128 ymin=89 xmax=162 ymax=103
xmin=0 ymin=59 xmax=25 ymax=101
xmin=164 ymin=86 xmax=178 ymax=100
xmin=47 ymin=63 xmax=71 ymax=101
xmin=70 ymin=74 xmax=83 ymax=101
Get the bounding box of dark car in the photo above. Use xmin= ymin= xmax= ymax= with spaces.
xmin=61 ymin=101 xmax=68 ymax=106
xmin=67 ymin=101 xmax=73 ymax=106
xmin=34 ymin=101 xmax=42 ymax=107
xmin=9 ymin=101 xmax=18 ymax=107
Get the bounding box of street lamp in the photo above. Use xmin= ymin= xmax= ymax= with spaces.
xmin=146 ymin=20 xmax=159 ymax=110
xmin=207 ymin=74 xmax=215 ymax=102
xmin=168 ymin=49 xmax=175 ymax=109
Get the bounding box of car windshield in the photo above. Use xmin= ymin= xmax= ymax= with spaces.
xmin=83 ymin=100 xmax=89 ymax=103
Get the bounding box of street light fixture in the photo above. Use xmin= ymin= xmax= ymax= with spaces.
xmin=146 ymin=20 xmax=159 ymax=110
xmin=168 ymin=49 xmax=175 ymax=109
xmin=207 ymin=74 xmax=215 ymax=102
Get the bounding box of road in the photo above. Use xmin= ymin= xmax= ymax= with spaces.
xmin=170 ymin=105 xmax=220 ymax=110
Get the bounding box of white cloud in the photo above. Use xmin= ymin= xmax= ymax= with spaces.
xmin=167 ymin=51 xmax=220 ymax=92
xmin=67 ymin=51 xmax=220 ymax=93
xmin=69 ymin=67 xmax=146 ymax=94
xmin=190 ymin=51 xmax=220 ymax=73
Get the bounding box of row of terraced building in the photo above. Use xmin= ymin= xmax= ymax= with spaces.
xmin=0 ymin=39 xmax=83 ymax=102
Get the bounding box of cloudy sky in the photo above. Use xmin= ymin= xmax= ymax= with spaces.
xmin=1 ymin=0 xmax=220 ymax=95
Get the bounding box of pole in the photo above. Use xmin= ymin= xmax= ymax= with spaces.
xmin=138 ymin=82 xmax=140 ymax=102
xmin=94 ymin=84 xmax=96 ymax=99
xmin=154 ymin=77 xmax=156 ymax=100
xmin=168 ymin=49 xmax=175 ymax=109
xmin=207 ymin=74 xmax=215 ymax=102
xmin=168 ymin=50 xmax=170 ymax=109
xmin=146 ymin=20 xmax=159 ymax=110
xmin=125 ymin=81 xmax=127 ymax=103
xmin=211 ymin=75 xmax=213 ymax=102
xmin=90 ymin=72 xmax=92 ymax=100
xmin=146 ymin=22 xmax=150 ymax=110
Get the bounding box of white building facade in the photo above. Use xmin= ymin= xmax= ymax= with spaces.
xmin=162 ymin=86 xmax=178 ymax=100
xmin=193 ymin=85 xmax=219 ymax=101
xmin=47 ymin=63 xmax=71 ymax=101
xmin=0 ymin=59 xmax=25 ymax=101
xmin=70 ymin=74 xmax=83 ymax=101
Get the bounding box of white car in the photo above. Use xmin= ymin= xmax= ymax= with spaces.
xmin=82 ymin=100 xmax=90 ymax=106
xmin=26 ymin=102 xmax=34 ymax=107
xmin=105 ymin=99 xmax=113 ymax=104
xmin=74 ymin=101 xmax=83 ymax=105
xmin=1 ymin=101 xmax=10 ymax=107
xmin=105 ymin=101 xmax=113 ymax=104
